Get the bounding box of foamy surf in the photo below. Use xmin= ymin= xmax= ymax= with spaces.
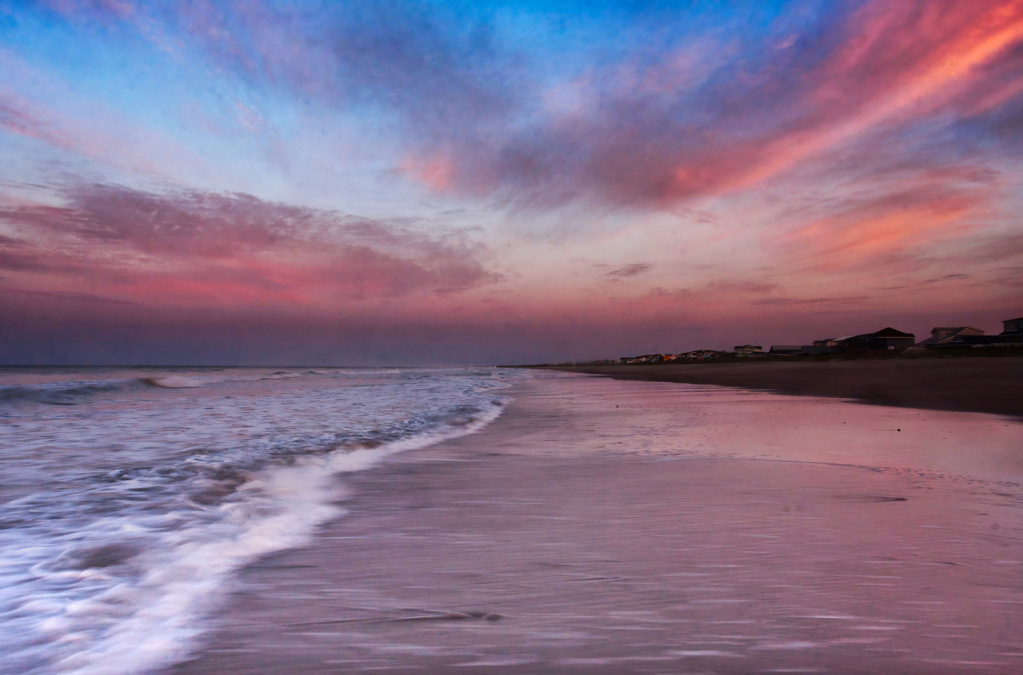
xmin=0 ymin=368 xmax=523 ymax=675
xmin=0 ymin=380 xmax=132 ymax=405
xmin=0 ymin=375 xmax=207 ymax=404
xmin=142 ymin=376 xmax=209 ymax=389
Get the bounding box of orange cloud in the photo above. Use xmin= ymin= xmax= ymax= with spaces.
xmin=781 ymin=184 xmax=985 ymax=275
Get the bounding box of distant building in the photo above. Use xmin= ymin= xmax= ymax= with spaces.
xmin=813 ymin=336 xmax=854 ymax=349
xmin=917 ymin=326 xmax=984 ymax=348
xmin=920 ymin=317 xmax=1023 ymax=349
xmin=622 ymin=354 xmax=666 ymax=364
xmin=934 ymin=326 xmax=984 ymax=339
xmin=926 ymin=334 xmax=1023 ymax=348
xmin=1003 ymin=317 xmax=1023 ymax=335
xmin=768 ymin=345 xmax=803 ymax=355
xmin=680 ymin=349 xmax=721 ymax=360
xmin=814 ymin=328 xmax=916 ymax=352
xmin=733 ymin=345 xmax=763 ymax=357
xmin=844 ymin=328 xmax=916 ymax=351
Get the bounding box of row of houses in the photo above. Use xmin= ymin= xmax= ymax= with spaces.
xmin=913 ymin=318 xmax=1023 ymax=348
xmin=618 ymin=349 xmax=725 ymax=364
xmin=795 ymin=318 xmax=1023 ymax=354
xmin=807 ymin=326 xmax=919 ymax=353
xmin=612 ymin=316 xmax=1023 ymax=363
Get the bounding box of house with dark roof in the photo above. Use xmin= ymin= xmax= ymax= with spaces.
xmin=843 ymin=328 xmax=916 ymax=351
xmin=925 ymin=333 xmax=1023 ymax=348
xmin=1002 ymin=317 xmax=1023 ymax=335
xmin=813 ymin=336 xmax=854 ymax=349
xmin=733 ymin=345 xmax=763 ymax=357
xmin=814 ymin=328 xmax=916 ymax=352
xmin=921 ymin=317 xmax=1023 ymax=348
xmin=680 ymin=349 xmax=722 ymax=360
xmin=917 ymin=326 xmax=984 ymax=348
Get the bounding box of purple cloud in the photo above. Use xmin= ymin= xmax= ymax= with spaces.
xmin=0 ymin=182 xmax=500 ymax=299
xmin=2 ymin=288 xmax=140 ymax=305
xmin=35 ymin=0 xmax=1023 ymax=212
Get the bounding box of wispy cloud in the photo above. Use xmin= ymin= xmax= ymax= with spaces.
xmin=19 ymin=1 xmax=1023 ymax=213
xmin=2 ymin=288 xmax=141 ymax=305
xmin=755 ymin=296 xmax=869 ymax=307
xmin=606 ymin=263 xmax=651 ymax=279
xmin=0 ymin=182 xmax=501 ymax=303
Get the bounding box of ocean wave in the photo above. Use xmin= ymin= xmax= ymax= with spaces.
xmin=0 ymin=380 xmax=133 ymax=406
xmin=142 ymin=376 xmax=208 ymax=389
xmin=0 ymin=369 xmax=517 ymax=675
xmin=0 ymin=375 xmax=217 ymax=405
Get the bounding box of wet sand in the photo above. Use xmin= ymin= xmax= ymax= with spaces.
xmin=169 ymin=375 xmax=1023 ymax=675
xmin=546 ymin=357 xmax=1023 ymax=419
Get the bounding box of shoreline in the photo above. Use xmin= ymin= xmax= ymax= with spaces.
xmin=168 ymin=375 xmax=1023 ymax=675
xmin=542 ymin=357 xmax=1023 ymax=419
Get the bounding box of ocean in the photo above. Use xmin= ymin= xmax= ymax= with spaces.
xmin=2 ymin=368 xmax=1022 ymax=674
xmin=0 ymin=367 xmax=520 ymax=675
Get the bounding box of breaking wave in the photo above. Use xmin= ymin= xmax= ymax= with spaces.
xmin=0 ymin=377 xmax=211 ymax=405
xmin=0 ymin=381 xmax=133 ymax=406
xmin=141 ymin=376 xmax=208 ymax=389
xmin=0 ymin=368 xmax=519 ymax=674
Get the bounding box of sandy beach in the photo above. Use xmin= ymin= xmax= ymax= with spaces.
xmin=546 ymin=357 xmax=1023 ymax=419
xmin=166 ymin=373 xmax=1023 ymax=675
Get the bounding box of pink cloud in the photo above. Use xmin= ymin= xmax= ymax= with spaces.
xmin=0 ymin=183 xmax=501 ymax=308
xmin=408 ymin=0 xmax=1023 ymax=210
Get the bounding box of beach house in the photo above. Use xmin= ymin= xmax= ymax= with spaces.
xmin=680 ymin=349 xmax=721 ymax=360
xmin=733 ymin=345 xmax=763 ymax=357
xmin=813 ymin=337 xmax=852 ymax=349
xmin=919 ymin=317 xmax=1023 ymax=348
xmin=812 ymin=328 xmax=915 ymax=352
xmin=916 ymin=326 xmax=985 ymax=348
xmin=843 ymin=328 xmax=916 ymax=351
xmin=1003 ymin=317 xmax=1023 ymax=334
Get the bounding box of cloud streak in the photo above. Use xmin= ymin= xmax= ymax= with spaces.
xmin=0 ymin=182 xmax=501 ymax=304
xmin=606 ymin=263 xmax=651 ymax=279
xmin=58 ymin=0 xmax=1011 ymax=228
xmin=25 ymin=1 xmax=1023 ymax=211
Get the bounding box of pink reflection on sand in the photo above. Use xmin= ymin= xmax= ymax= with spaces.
xmin=174 ymin=372 xmax=1023 ymax=674
xmin=515 ymin=373 xmax=1023 ymax=484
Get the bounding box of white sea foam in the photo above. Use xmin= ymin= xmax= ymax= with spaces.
xmin=0 ymin=367 xmax=521 ymax=675
xmin=142 ymin=376 xmax=208 ymax=389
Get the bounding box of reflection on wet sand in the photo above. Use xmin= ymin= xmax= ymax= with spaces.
xmin=171 ymin=374 xmax=1023 ymax=675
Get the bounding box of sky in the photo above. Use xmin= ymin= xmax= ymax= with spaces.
xmin=1 ymin=0 xmax=1022 ymax=365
